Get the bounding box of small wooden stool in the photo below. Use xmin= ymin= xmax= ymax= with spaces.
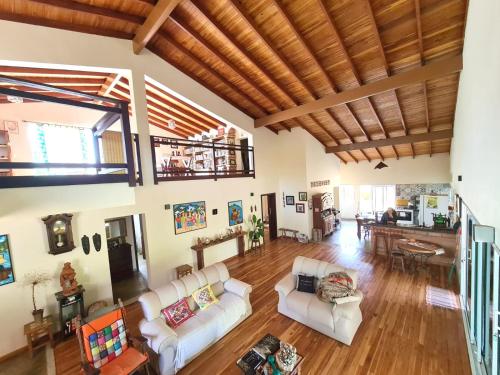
xmin=24 ymin=315 xmax=54 ymax=358
xmin=176 ymin=264 xmax=193 ymax=279
xmin=372 ymin=228 xmax=388 ymax=254
xmin=250 ymin=239 xmax=262 ymax=255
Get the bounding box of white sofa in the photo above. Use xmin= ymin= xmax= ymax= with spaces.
xmin=275 ymin=256 xmax=363 ymax=345
xmin=139 ymin=262 xmax=252 ymax=375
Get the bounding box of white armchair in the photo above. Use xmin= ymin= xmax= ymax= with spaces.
xmin=275 ymin=256 xmax=363 ymax=345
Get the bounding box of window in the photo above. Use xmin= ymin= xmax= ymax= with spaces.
xmin=28 ymin=122 xmax=95 ymax=175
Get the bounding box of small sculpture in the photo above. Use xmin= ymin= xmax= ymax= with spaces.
xmin=60 ymin=262 xmax=78 ymax=296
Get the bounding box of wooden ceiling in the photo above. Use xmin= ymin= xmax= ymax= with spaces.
xmin=0 ymin=65 xmax=223 ymax=138
xmin=0 ymin=0 xmax=468 ymax=163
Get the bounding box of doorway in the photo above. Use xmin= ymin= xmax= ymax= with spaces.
xmin=261 ymin=193 xmax=278 ymax=241
xmin=105 ymin=214 xmax=148 ymax=304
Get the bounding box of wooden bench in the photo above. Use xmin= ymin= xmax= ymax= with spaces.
xmin=279 ymin=228 xmax=299 ymax=240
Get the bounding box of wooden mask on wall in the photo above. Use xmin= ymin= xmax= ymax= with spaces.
xmin=42 ymin=214 xmax=75 ymax=255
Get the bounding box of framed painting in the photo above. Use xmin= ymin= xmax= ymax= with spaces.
xmin=286 ymin=196 xmax=295 ymax=206
xmin=173 ymin=201 xmax=207 ymax=235
xmin=298 ymin=192 xmax=307 ymax=202
xmin=0 ymin=234 xmax=14 ymax=286
xmin=228 ymin=200 xmax=244 ymax=226
xmin=296 ymin=203 xmax=305 ymax=213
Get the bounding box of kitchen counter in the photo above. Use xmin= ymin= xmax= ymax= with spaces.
xmin=369 ymin=223 xmax=455 ymax=234
xmin=369 ymin=223 xmax=457 ymax=265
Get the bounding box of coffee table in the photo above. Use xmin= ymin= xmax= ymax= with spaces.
xmin=237 ymin=334 xmax=303 ymax=375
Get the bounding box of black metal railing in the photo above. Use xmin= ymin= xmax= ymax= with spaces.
xmin=0 ymin=75 xmax=139 ymax=189
xmin=151 ymin=136 xmax=255 ymax=183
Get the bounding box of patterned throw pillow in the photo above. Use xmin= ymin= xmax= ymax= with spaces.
xmin=316 ymin=272 xmax=355 ymax=303
xmin=88 ymin=318 xmax=128 ymax=369
xmin=161 ymin=298 xmax=194 ymax=328
xmin=192 ymin=285 xmax=218 ymax=310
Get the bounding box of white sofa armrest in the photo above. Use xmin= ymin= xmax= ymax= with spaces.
xmin=275 ymin=273 xmax=296 ymax=297
xmin=332 ymin=290 xmax=363 ymax=322
xmin=139 ymin=317 xmax=178 ymax=354
xmin=224 ymin=278 xmax=252 ymax=298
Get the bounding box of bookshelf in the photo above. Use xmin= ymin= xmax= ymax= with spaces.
xmin=0 ymin=130 xmax=12 ymax=176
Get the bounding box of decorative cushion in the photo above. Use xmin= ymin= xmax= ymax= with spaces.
xmin=192 ymin=285 xmax=219 ymax=310
xmin=87 ymin=318 xmax=128 ymax=369
xmin=296 ymin=274 xmax=315 ymax=293
xmin=161 ymin=298 xmax=194 ymax=328
xmin=211 ymin=281 xmax=225 ymax=297
xmin=316 ymin=272 xmax=355 ymax=303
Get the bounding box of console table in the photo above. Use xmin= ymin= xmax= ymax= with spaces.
xmin=191 ymin=232 xmax=246 ymax=270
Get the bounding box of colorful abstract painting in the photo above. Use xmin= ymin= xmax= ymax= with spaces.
xmin=173 ymin=201 xmax=207 ymax=235
xmin=228 ymin=200 xmax=244 ymax=226
xmin=0 ymin=235 xmax=14 ymax=287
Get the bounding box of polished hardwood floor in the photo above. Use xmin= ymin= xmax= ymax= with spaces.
xmin=54 ymin=221 xmax=470 ymax=375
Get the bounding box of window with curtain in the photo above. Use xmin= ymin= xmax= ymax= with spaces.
xmin=27 ymin=122 xmax=95 ymax=175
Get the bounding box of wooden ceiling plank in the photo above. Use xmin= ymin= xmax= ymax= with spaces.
xmin=0 ymin=12 xmax=134 ymax=39
xmin=145 ymin=82 xmax=223 ymax=128
xmin=318 ymin=0 xmax=394 ymax=160
xmin=147 ymin=106 xmax=203 ymax=135
xmin=365 ymin=0 xmax=415 ymax=158
xmin=133 ymin=0 xmax=182 ymax=54
xmin=149 ymin=117 xmax=193 ymax=138
xmin=228 ymin=0 xmax=360 ymax=156
xmin=156 ymin=31 xmax=268 ymax=117
xmin=146 ymin=84 xmax=218 ymax=129
xmin=326 ymin=130 xmax=453 ymax=153
xmin=414 ymin=0 xmax=432 ymax=157
xmin=146 ymin=95 xmax=213 ymax=132
xmin=0 ymin=67 xmax=109 ymax=78
xmin=189 ymin=1 xmax=326 ymax=136
xmin=27 ymin=0 xmax=145 ymax=24
xmin=254 ymin=55 xmax=463 ymax=127
xmin=272 ymin=0 xmax=368 ymax=160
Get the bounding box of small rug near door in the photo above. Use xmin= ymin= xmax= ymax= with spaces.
xmin=425 ymin=286 xmax=459 ymax=310
xmin=0 ymin=345 xmax=55 ymax=375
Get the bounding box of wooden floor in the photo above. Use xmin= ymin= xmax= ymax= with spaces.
xmin=54 ymin=221 xmax=471 ymax=375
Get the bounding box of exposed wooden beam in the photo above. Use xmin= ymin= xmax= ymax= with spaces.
xmin=363 ymin=0 xmax=408 ymax=158
xmin=28 ymin=0 xmax=145 ymax=24
xmin=166 ymin=17 xmax=290 ymax=132
xmin=255 ymin=55 xmax=462 ymax=127
xmin=228 ymin=0 xmax=365 ymax=160
xmin=133 ymin=0 xmax=181 ymax=54
xmin=316 ymin=0 xmax=387 ymax=160
xmin=414 ymin=0 xmax=432 ymax=157
xmin=0 ymin=12 xmax=134 ymax=40
xmin=326 ymin=130 xmax=453 ymax=153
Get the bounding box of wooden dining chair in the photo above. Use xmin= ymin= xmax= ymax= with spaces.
xmin=76 ymin=299 xmax=150 ymax=375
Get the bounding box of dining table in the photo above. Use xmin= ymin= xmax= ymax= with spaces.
xmin=397 ymin=238 xmax=445 ymax=273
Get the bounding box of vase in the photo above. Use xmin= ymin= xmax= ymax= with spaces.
xmin=32 ymin=309 xmax=44 ymax=323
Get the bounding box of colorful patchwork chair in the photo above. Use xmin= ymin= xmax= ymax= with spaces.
xmin=76 ymin=299 xmax=150 ymax=375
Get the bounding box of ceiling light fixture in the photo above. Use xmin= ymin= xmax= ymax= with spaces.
xmin=167 ymin=119 xmax=176 ymax=129
xmin=6 ymin=95 xmax=23 ymax=104
xmin=374 ymin=161 xmax=388 ymax=170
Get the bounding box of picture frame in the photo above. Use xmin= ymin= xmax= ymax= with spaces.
xmin=173 ymin=201 xmax=207 ymax=235
xmin=228 ymin=200 xmax=244 ymax=226
xmin=285 ymin=196 xmax=295 ymax=205
xmin=4 ymin=120 xmax=18 ymax=135
xmin=0 ymin=234 xmax=15 ymax=286
xmin=298 ymin=192 xmax=307 ymax=202
xmin=296 ymin=203 xmax=305 ymax=213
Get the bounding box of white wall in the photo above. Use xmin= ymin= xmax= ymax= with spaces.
xmin=0 ymin=21 xmax=342 ymax=356
xmin=451 ymin=0 xmax=500 ymax=246
xmin=340 ymin=154 xmax=451 ymax=185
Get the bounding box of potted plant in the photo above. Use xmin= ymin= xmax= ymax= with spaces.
xmin=248 ymin=214 xmax=264 ymax=247
xmin=24 ymin=272 xmax=52 ymax=323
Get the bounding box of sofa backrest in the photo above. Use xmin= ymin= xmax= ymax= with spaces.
xmin=139 ymin=262 xmax=230 ymax=321
xmin=292 ymin=256 xmax=358 ymax=290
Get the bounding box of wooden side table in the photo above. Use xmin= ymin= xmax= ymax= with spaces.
xmin=24 ymin=315 xmax=54 ymax=358
xmin=176 ymin=264 xmax=193 ymax=279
